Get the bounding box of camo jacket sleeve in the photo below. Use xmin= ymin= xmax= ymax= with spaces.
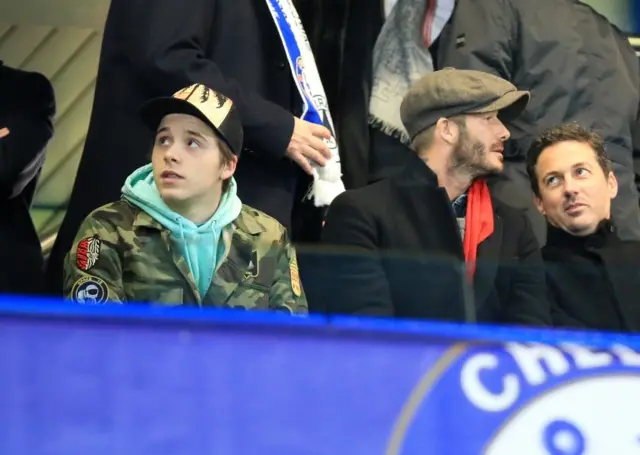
xmin=63 ymin=207 xmax=126 ymax=304
xmin=269 ymin=230 xmax=308 ymax=315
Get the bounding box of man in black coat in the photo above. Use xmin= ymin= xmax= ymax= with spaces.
xmin=0 ymin=62 xmax=55 ymax=295
xmin=527 ymin=124 xmax=640 ymax=332
xmin=45 ymin=0 xmax=333 ymax=294
xmin=309 ymin=68 xmax=550 ymax=325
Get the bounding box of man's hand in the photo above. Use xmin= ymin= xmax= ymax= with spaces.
xmin=286 ymin=117 xmax=333 ymax=175
xmin=0 ymin=128 xmax=9 ymax=139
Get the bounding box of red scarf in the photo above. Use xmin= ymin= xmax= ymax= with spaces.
xmin=463 ymin=180 xmax=494 ymax=279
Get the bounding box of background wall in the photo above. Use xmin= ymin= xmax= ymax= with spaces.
xmin=583 ymin=0 xmax=639 ymax=34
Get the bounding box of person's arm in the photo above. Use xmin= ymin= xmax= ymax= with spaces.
xmin=436 ymin=0 xmax=515 ymax=80
xmin=0 ymin=71 xmax=55 ymax=199
xmin=63 ymin=210 xmax=126 ymax=304
xmin=503 ymin=214 xmax=551 ymax=326
xmin=319 ymin=192 xmax=394 ymax=316
xmin=269 ymin=230 xmax=309 ymax=314
xmin=119 ymin=0 xmax=293 ymax=158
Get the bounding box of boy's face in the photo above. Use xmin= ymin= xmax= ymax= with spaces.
xmin=152 ymin=113 xmax=236 ymax=209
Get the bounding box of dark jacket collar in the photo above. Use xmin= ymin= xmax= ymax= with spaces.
xmin=545 ymin=219 xmax=617 ymax=250
xmin=392 ymin=153 xmax=440 ymax=188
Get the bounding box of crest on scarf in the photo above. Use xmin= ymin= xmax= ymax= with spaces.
xmin=295 ymin=57 xmax=314 ymax=101
xmin=312 ymin=94 xmax=337 ymax=150
xmin=296 ymin=56 xmax=337 ymax=151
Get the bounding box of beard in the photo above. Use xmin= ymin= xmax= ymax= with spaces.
xmin=448 ymin=128 xmax=502 ymax=179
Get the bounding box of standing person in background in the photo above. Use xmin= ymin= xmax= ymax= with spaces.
xmin=0 ymin=62 xmax=55 ymax=295
xmin=46 ymin=0 xmax=344 ymax=295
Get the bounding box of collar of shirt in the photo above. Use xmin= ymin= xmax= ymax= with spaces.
xmin=452 ymin=192 xmax=468 ymax=218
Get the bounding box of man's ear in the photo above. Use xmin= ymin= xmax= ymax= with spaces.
xmin=437 ymin=118 xmax=459 ymax=146
xmin=534 ymin=193 xmax=546 ymax=216
xmin=607 ymin=170 xmax=618 ymax=200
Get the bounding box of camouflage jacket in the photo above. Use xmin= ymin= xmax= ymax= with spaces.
xmin=63 ymin=200 xmax=308 ymax=314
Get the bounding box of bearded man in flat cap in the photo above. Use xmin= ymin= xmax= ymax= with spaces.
xmin=307 ymin=68 xmax=550 ymax=326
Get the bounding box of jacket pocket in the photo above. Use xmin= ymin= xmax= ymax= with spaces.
xmin=226 ymin=283 xmax=270 ymax=310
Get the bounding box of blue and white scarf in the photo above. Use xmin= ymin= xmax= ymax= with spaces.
xmin=266 ymin=0 xmax=345 ymax=206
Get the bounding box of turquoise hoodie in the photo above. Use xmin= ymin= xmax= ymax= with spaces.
xmin=122 ymin=164 xmax=242 ymax=298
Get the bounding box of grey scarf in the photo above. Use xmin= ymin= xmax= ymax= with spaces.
xmin=370 ymin=0 xmax=455 ymax=144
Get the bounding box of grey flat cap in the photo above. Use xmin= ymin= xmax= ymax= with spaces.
xmin=400 ymin=67 xmax=530 ymax=140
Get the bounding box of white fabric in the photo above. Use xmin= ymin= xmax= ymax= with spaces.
xmin=384 ymin=0 xmax=399 ymax=18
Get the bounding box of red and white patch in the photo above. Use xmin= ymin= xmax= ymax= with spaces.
xmin=76 ymin=236 xmax=101 ymax=271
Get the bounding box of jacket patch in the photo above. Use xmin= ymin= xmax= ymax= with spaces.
xmin=290 ymin=253 xmax=301 ymax=297
xmin=76 ymin=235 xmax=101 ymax=271
xmin=71 ymin=276 xmax=108 ymax=304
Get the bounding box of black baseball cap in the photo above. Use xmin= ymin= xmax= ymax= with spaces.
xmin=140 ymin=83 xmax=243 ymax=155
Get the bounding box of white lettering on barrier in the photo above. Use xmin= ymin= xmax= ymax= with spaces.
xmin=611 ymin=344 xmax=640 ymax=365
xmin=507 ymin=343 xmax=571 ymax=386
xmin=560 ymin=343 xmax=613 ymax=369
xmin=461 ymin=342 xmax=640 ymax=413
xmin=460 ymin=353 xmax=520 ymax=412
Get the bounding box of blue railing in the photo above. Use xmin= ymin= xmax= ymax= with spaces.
xmin=0 ymin=295 xmax=638 ymax=454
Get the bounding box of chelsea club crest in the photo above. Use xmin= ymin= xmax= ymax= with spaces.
xmin=387 ymin=342 xmax=640 ymax=455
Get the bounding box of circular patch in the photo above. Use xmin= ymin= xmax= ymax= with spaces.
xmin=71 ymin=276 xmax=108 ymax=304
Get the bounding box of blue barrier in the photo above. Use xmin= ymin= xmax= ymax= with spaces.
xmin=0 ymin=295 xmax=639 ymax=455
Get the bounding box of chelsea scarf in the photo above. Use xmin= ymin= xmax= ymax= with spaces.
xmin=265 ymin=0 xmax=345 ymax=206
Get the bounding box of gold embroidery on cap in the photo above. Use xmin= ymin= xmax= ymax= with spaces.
xmin=173 ymin=84 xmax=234 ymax=129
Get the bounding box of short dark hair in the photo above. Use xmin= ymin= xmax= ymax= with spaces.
xmin=526 ymin=124 xmax=611 ymax=196
xmin=411 ymin=115 xmax=467 ymax=153
xmin=215 ymin=136 xmax=236 ymax=193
